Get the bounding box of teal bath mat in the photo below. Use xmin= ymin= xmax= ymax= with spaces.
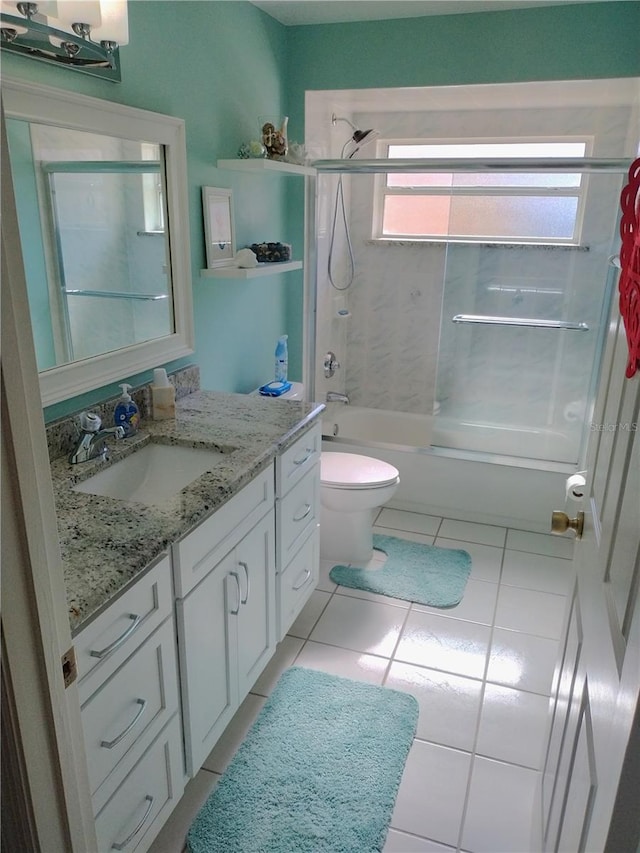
xmin=187 ymin=666 xmax=418 ymax=853
xmin=330 ymin=533 xmax=472 ymax=608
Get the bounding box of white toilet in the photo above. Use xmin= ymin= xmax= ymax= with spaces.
xmin=256 ymin=382 xmax=400 ymax=564
xmin=320 ymin=451 xmax=400 ymax=564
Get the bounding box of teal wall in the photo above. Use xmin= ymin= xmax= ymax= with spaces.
xmin=3 ymin=1 xmax=294 ymax=422
xmin=3 ymin=1 xmax=639 ymax=422
xmin=286 ymin=1 xmax=640 ymax=138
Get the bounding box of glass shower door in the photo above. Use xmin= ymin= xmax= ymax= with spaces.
xmin=433 ymin=222 xmax=619 ymax=465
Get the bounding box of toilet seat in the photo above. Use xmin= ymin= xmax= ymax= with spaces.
xmin=321 ymin=452 xmax=399 ymax=490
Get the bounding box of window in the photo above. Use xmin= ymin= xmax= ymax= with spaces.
xmin=374 ymin=139 xmax=590 ymax=245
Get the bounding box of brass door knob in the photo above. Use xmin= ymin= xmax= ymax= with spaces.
xmin=551 ymin=510 xmax=584 ymax=539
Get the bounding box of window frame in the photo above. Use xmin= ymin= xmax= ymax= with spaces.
xmin=372 ymin=135 xmax=593 ymax=246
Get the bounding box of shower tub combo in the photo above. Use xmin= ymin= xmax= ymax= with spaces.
xmin=321 ymin=403 xmax=569 ymax=532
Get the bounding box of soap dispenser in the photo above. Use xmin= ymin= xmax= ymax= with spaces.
xmin=151 ymin=368 xmax=176 ymax=421
xmin=114 ymin=384 xmax=140 ymax=436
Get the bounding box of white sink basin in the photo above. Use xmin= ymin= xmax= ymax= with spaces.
xmin=73 ymin=443 xmax=232 ymax=506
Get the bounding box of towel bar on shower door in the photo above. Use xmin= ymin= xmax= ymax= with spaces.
xmin=451 ymin=314 xmax=589 ymax=331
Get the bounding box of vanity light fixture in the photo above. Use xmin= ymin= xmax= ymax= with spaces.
xmin=0 ymin=0 xmax=128 ymax=81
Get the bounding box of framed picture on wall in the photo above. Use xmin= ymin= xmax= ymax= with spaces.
xmin=202 ymin=186 xmax=236 ymax=268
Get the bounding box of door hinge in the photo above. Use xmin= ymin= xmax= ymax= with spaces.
xmin=61 ymin=646 xmax=77 ymax=689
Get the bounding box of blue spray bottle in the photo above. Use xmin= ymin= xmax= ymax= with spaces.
xmin=275 ymin=335 xmax=288 ymax=382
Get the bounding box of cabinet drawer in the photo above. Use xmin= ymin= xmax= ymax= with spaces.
xmin=82 ymin=617 xmax=179 ymax=801
xmin=276 ymin=421 xmax=321 ymax=498
xmin=75 ymin=556 xmax=173 ymax=704
xmin=278 ymin=526 xmax=319 ymax=641
xmin=173 ymin=466 xmax=274 ymax=598
xmin=94 ymin=714 xmax=184 ymax=853
xmin=277 ymin=463 xmax=320 ymax=569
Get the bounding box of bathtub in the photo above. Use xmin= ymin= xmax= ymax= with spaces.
xmin=321 ymin=404 xmax=572 ymax=532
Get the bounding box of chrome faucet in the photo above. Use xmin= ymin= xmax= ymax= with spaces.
xmin=326 ymin=391 xmax=350 ymax=405
xmin=69 ymin=412 xmax=125 ymax=464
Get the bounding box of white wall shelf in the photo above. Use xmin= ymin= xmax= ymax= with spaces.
xmin=217 ymin=158 xmax=315 ymax=177
xmin=200 ymin=260 xmax=303 ymax=279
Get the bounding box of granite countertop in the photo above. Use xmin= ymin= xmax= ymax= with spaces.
xmin=51 ymin=390 xmax=324 ymax=634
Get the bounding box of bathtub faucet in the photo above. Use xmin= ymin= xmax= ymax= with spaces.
xmin=326 ymin=391 xmax=350 ymax=405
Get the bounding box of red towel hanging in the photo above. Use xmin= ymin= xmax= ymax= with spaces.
xmin=618 ymin=157 xmax=640 ymax=378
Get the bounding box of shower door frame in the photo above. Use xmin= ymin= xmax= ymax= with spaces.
xmin=306 ymin=157 xmax=631 ymax=464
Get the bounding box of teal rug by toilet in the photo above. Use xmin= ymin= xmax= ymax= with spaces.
xmin=187 ymin=667 xmax=418 ymax=853
xmin=330 ymin=534 xmax=472 ymax=608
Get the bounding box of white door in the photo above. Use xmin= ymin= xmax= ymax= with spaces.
xmin=541 ymin=296 xmax=640 ymax=851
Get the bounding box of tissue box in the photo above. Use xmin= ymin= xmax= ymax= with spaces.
xmin=249 ymin=242 xmax=291 ymax=263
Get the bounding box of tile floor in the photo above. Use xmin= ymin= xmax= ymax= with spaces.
xmin=150 ymin=508 xmax=575 ymax=853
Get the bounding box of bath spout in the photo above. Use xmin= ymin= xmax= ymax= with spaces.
xmin=326 ymin=392 xmax=350 ymax=405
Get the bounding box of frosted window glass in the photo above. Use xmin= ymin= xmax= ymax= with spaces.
xmin=383 ymin=195 xmax=451 ymax=236
xmin=382 ymin=195 xmax=578 ymax=240
xmin=388 ymin=172 xmax=581 ymax=188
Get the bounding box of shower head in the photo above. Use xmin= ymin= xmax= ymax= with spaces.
xmin=331 ymin=112 xmax=380 ymax=156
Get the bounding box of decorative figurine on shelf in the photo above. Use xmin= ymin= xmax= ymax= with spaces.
xmin=261 ymin=116 xmax=288 ymax=159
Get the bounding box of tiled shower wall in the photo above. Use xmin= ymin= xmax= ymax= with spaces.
xmin=313 ymin=94 xmax=636 ymax=440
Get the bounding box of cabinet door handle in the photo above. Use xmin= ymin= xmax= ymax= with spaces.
xmin=90 ymin=613 xmax=141 ymax=659
xmin=100 ymin=698 xmax=147 ymax=749
xmin=238 ymin=561 xmax=250 ymax=604
xmin=293 ymin=449 xmax=314 ymax=466
xmin=292 ymin=568 xmax=311 ymax=591
xmin=111 ymin=794 xmax=154 ymax=850
xmin=229 ymin=572 xmax=241 ymax=615
xmin=293 ymin=503 xmax=312 ymax=523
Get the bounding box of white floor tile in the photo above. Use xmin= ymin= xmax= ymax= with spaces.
xmin=251 ymin=635 xmax=304 ymax=697
xmin=385 ymin=661 xmax=483 ymax=752
xmin=434 ymin=538 xmax=503 ymax=584
xmin=506 ymin=528 xmax=575 ymax=560
xmin=502 ymin=550 xmax=575 ymax=596
xmin=391 ymin=741 xmax=471 ymax=847
xmin=201 ymin=692 xmax=265 ymax=775
xmin=395 ymin=611 xmax=491 ymax=680
xmin=309 ymin=594 xmax=407 ymax=657
xmin=316 ymin=558 xmax=338 ymax=592
xmin=438 ymin=519 xmax=506 ymax=548
xmin=461 ymin=757 xmax=539 ymax=853
xmin=376 ymin=508 xmax=442 ymax=536
xmin=287 ymin=589 xmax=332 ymax=639
xmin=373 ymin=527 xmax=436 ymax=547
xmin=495 ymin=586 xmax=568 ymax=640
xmin=487 ymin=628 xmax=560 ymax=696
xmin=295 ymin=640 xmax=388 ymax=684
xmin=333 ymin=584 xmax=412 ymax=608
xmin=384 ymin=829 xmax=456 ymax=851
xmin=476 ymin=684 xmax=551 ymax=769
xmin=147 ymin=769 xmax=219 ymax=853
xmin=413 ymin=579 xmax=498 ymax=626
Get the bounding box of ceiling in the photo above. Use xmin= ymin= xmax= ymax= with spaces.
xmin=250 ymin=1 xmax=601 ymax=26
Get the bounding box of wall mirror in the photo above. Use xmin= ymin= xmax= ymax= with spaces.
xmin=2 ymin=79 xmax=194 ymax=406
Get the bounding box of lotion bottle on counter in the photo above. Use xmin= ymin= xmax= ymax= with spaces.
xmin=151 ymin=368 xmax=176 ymax=420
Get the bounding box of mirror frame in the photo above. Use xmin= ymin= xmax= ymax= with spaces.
xmin=2 ymin=78 xmax=194 ymax=406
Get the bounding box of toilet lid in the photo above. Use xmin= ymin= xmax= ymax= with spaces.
xmin=321 ymin=452 xmax=399 ymax=489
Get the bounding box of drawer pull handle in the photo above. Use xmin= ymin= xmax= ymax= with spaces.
xmin=292 ymin=568 xmax=312 ymax=591
xmin=293 ymin=449 xmax=314 ymax=466
xmin=238 ymin=561 xmax=250 ymax=604
xmin=101 ymin=698 xmax=147 ymax=749
xmin=293 ymin=503 xmax=312 ymax=522
xmin=229 ymin=572 xmax=241 ymax=615
xmin=90 ymin=614 xmax=141 ymax=660
xmin=112 ymin=794 xmax=154 ymax=850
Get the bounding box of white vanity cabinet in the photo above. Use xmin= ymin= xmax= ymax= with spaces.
xmin=275 ymin=422 xmax=321 ymax=640
xmin=75 ymin=556 xmax=184 ymax=853
xmin=174 ymin=467 xmax=276 ymax=776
